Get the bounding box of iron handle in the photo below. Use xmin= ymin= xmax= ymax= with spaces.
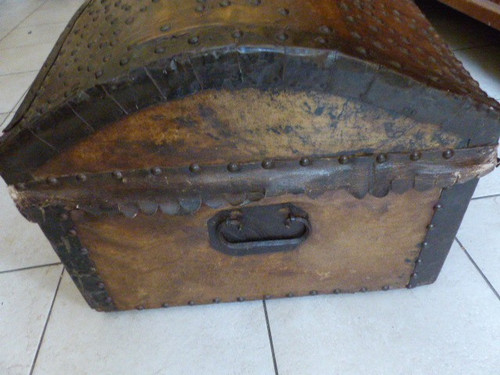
xmin=215 ymin=214 xmax=311 ymax=256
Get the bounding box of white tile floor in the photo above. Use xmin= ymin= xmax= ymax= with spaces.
xmin=0 ymin=1 xmax=499 ymax=374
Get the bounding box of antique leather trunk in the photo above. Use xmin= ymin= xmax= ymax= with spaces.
xmin=0 ymin=0 xmax=499 ymax=312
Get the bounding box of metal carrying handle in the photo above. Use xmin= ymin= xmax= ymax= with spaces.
xmin=215 ymin=214 xmax=311 ymax=255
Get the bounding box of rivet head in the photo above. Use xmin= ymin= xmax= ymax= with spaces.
xmin=319 ymin=25 xmax=332 ymax=34
xmin=333 ymin=289 xmax=341 ymax=294
xmin=309 ymin=290 xmax=318 ymax=296
xmin=263 ymin=294 xmax=271 ymax=300
xmin=422 ymin=242 xmax=429 ymax=248
xmin=219 ymin=0 xmax=231 ymax=7
xmin=276 ymin=32 xmax=288 ymax=42
xmin=286 ymin=292 xmax=294 ymax=298
xmin=227 ymin=162 xmax=241 ymax=172
xmin=237 ymin=297 xmax=245 ymax=302
xmin=105 ymin=297 xmax=113 ymax=304
xmin=189 ymin=163 xmax=201 ymax=173
xmin=213 ymin=298 xmax=221 ymax=304
xmin=188 ymin=36 xmax=200 ymax=45
xmin=160 ymin=24 xmax=171 ymax=32
xmin=443 ymin=149 xmax=454 ymax=159
xmin=47 ymin=177 xmax=59 ymax=185
xmin=150 ymin=167 xmax=162 ymax=176
xmin=427 ymin=224 xmax=435 ymax=230
xmin=112 ymin=171 xmax=123 ymax=179
xmin=434 ymin=204 xmax=443 ymax=210
xmin=136 ymin=305 xmax=145 ymax=311
xmin=119 ymin=57 xmax=129 ymax=66
xmin=15 ymin=183 xmax=26 ymax=190
xmin=382 ymin=285 xmax=390 ymax=291
xmin=59 ymin=213 xmax=69 ymax=221
xmin=97 ymin=282 xmax=105 ymax=290
xmin=412 ymin=272 xmax=418 ymax=279
xmin=410 ymin=151 xmax=421 ymax=161
xmin=360 ymin=287 xmax=368 ymax=293
xmin=300 ymin=157 xmax=311 ymax=167
xmin=195 ymin=5 xmax=205 ymax=12
xmin=262 ymin=159 xmax=274 ymax=169
xmin=279 ymin=8 xmax=290 ymax=16
xmin=232 ymin=30 xmax=243 ymax=39
xmin=338 ymin=155 xmax=349 ymax=164
xmin=80 ymin=247 xmax=89 ymax=255
xmin=154 ymin=46 xmax=165 ymax=54
xmin=188 ymin=300 xmax=195 ymax=306
xmin=162 ymin=303 xmax=169 ymax=308
xmin=76 ymin=174 xmax=87 ymax=182
xmin=68 ymin=228 xmax=77 ymax=236
xmin=376 ymin=154 xmax=387 ymax=163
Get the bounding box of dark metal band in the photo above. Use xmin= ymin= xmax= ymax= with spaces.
xmin=15 ymin=146 xmax=496 ymax=219
xmin=407 ymin=179 xmax=478 ymax=288
xmin=25 ymin=205 xmax=116 ymax=311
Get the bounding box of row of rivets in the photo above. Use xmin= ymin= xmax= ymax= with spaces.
xmin=28 ymin=149 xmax=462 ymax=189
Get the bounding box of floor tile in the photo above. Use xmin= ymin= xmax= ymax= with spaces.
xmin=0 ymin=43 xmax=52 ymax=75
xmin=23 ymin=0 xmax=86 ymax=27
xmin=457 ymin=197 xmax=500 ymax=293
xmin=266 ymin=243 xmax=500 ymax=375
xmin=0 ymin=23 xmax=66 ymax=50
xmin=0 ymin=0 xmax=45 ymax=31
xmin=31 ymin=272 xmax=274 ymax=375
xmin=0 ymin=265 xmax=63 ymax=375
xmin=0 ymin=178 xmax=60 ymax=272
xmin=474 ymin=171 xmax=500 ymax=199
xmin=454 ymin=46 xmax=500 ymax=100
xmin=0 ymin=71 xmax=36 ymax=113
xmin=0 ymin=112 xmax=15 ymax=132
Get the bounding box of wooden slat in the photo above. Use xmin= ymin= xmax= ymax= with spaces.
xmin=439 ymin=0 xmax=500 ymax=30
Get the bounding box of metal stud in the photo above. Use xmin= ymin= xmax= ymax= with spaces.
xmin=279 ymin=8 xmax=290 ymax=16
xmin=47 ymin=177 xmax=59 ymax=185
xmin=300 ymin=157 xmax=311 ymax=167
xmin=360 ymin=287 xmax=368 ymax=292
xmin=112 ymin=171 xmax=123 ymax=180
xmin=60 ymin=213 xmax=69 ymax=221
xmin=68 ymin=228 xmax=77 ymax=236
xmin=286 ymin=293 xmax=294 ymax=298
xmin=189 ymin=163 xmax=201 ymax=173
xmin=309 ymin=290 xmax=318 ymax=296
xmin=422 ymin=242 xmax=429 ymax=248
xmin=382 ymin=285 xmax=390 ymax=291
xmin=136 ymin=305 xmax=145 ymax=311
xmin=219 ymin=0 xmax=231 ymax=7
xmin=15 ymin=183 xmax=26 ymax=190
xmin=97 ymin=282 xmax=105 ymax=290
xmin=262 ymin=159 xmax=274 ymax=169
xmin=195 ymin=5 xmax=205 ymax=12
xmin=162 ymin=303 xmax=169 ymax=308
xmin=188 ymin=300 xmax=195 ymax=306
xmin=376 ymin=154 xmax=387 ymax=163
xmin=150 ymin=167 xmax=162 ymax=176
xmin=319 ymin=25 xmax=332 ymax=34
xmin=263 ymin=295 xmax=271 ymax=300
xmin=76 ymin=174 xmax=87 ymax=182
xmin=227 ymin=162 xmax=241 ymax=172
xmin=188 ymin=36 xmax=200 ymax=45
xmin=276 ymin=32 xmax=288 ymax=42
xmin=442 ymin=149 xmax=454 ymax=159
xmin=105 ymin=297 xmax=113 ymax=304
xmin=80 ymin=248 xmax=89 ymax=255
xmin=213 ymin=298 xmax=221 ymax=304
xmin=237 ymin=297 xmax=245 ymax=302
xmin=232 ymin=30 xmax=243 ymax=39
xmin=339 ymin=155 xmax=349 ymax=164
xmin=410 ymin=151 xmax=421 ymax=161
xmin=333 ymin=289 xmax=341 ymax=294
xmin=427 ymin=224 xmax=435 ymax=230
xmin=160 ymin=24 xmax=171 ymax=32
xmin=154 ymin=46 xmax=165 ymax=54
xmin=434 ymin=204 xmax=443 ymax=210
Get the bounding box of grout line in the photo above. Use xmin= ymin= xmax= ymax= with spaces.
xmin=0 ymin=88 xmax=30 ymax=130
xmin=0 ymin=69 xmax=39 ymax=78
xmin=471 ymin=193 xmax=500 ymax=201
xmin=29 ymin=267 xmax=64 ymax=375
xmin=455 ymin=238 xmax=500 ymax=301
xmin=263 ymin=300 xmax=279 ymax=375
xmin=0 ymin=262 xmax=62 ymax=275
xmin=0 ymin=1 xmax=48 ymax=44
